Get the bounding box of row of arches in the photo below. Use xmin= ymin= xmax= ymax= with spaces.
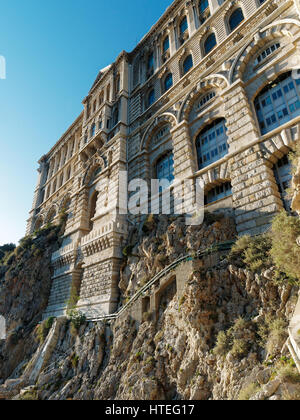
xmin=34 ymin=195 xmax=72 ymax=232
xmin=143 ymin=17 xmax=299 ymax=115
xmin=145 ymin=70 xmax=300 ymax=150
xmin=44 ymin=164 xmax=73 ymax=201
xmin=146 ymin=2 xmax=249 ymax=86
xmin=150 ymin=148 xmax=292 ymax=212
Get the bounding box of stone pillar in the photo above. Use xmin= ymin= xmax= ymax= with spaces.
xmin=168 ymin=24 xmax=177 ymax=56
xmin=171 ymin=122 xmax=197 ymax=180
xmin=224 ymin=82 xmax=260 ymax=154
xmin=224 ymin=82 xmax=284 ymax=235
xmin=231 ymin=145 xmax=284 ymax=236
xmin=295 ymin=0 xmax=300 ymax=18
xmin=186 ymin=3 xmax=197 ymax=37
xmin=208 ymin=0 xmax=220 ymax=14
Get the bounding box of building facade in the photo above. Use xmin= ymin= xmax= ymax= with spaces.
xmin=27 ymin=0 xmax=300 ymax=319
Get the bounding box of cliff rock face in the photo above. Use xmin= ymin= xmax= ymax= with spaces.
xmin=292 ymin=158 xmax=300 ymax=216
xmin=0 ymin=216 xmax=299 ymax=400
xmin=0 ymin=226 xmax=61 ymax=384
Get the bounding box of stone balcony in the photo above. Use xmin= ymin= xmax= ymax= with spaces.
xmin=80 ymin=221 xmax=128 ymax=257
xmin=79 ymin=129 xmax=108 ymax=163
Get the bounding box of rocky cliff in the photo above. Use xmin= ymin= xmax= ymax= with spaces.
xmin=0 ymin=225 xmax=63 ymax=389
xmin=0 ymin=214 xmax=299 ymax=400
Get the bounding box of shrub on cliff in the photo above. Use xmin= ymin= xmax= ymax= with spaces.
xmin=229 ymin=211 xmax=300 ymax=284
xmin=0 ymin=243 xmax=16 ymax=263
xmin=36 ymin=317 xmax=55 ymax=344
xmin=270 ymin=211 xmax=300 ymax=282
xmin=229 ymin=234 xmax=272 ymax=273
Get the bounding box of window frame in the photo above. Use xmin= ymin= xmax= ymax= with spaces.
xmin=203 ymin=32 xmax=217 ymax=56
xmin=195 ymin=118 xmax=229 ymax=170
xmin=228 ymin=8 xmax=245 ymax=33
xmin=164 ymin=73 xmax=173 ymax=92
xmin=182 ymin=54 xmax=194 ymax=75
xmin=254 ymin=72 xmax=300 ymax=135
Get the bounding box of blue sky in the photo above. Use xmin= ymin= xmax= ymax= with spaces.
xmin=0 ymin=0 xmax=172 ymax=245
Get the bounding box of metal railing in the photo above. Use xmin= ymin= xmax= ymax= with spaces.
xmin=39 ymin=240 xmax=234 ymax=376
xmin=88 ymin=240 xmax=235 ymax=321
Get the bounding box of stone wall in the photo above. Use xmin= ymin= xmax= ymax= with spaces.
xmin=27 ymin=0 xmax=300 ymax=317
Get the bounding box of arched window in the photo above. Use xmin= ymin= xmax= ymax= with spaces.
xmin=156 ymin=152 xmax=174 ymax=183
xmin=196 ymin=118 xmax=229 ymax=170
xmin=46 ymin=186 xmax=51 ymax=199
xmin=183 ymin=55 xmax=193 ymax=75
xmin=47 ymin=208 xmax=56 ymax=224
xmin=163 ymin=36 xmax=170 ymax=53
xmin=148 ymin=89 xmax=155 ymax=107
xmin=66 ymin=166 xmax=71 ymax=180
xmin=35 ymin=217 xmax=43 ymax=232
xmin=148 ymin=53 xmax=154 ymax=70
xmin=59 ymin=173 xmax=64 ymax=188
xmin=106 ymin=84 xmax=111 ymax=101
xmin=115 ymin=75 xmax=120 ymax=94
xmin=273 ymin=155 xmax=292 ymax=212
xmin=196 ymin=91 xmax=216 ymax=111
xmin=164 ymin=73 xmax=173 ymax=92
xmin=180 ymin=17 xmax=188 ymax=35
xmin=254 ymin=72 xmax=300 ymax=135
xmin=61 ymin=196 xmax=71 ymax=218
xmin=205 ymin=182 xmax=232 ymax=205
xmin=52 ymin=180 xmax=57 ymax=194
xmin=204 ymin=33 xmax=217 ymax=55
xmin=229 ymin=8 xmax=244 ymax=32
xmin=88 ymin=167 xmax=102 ymax=186
xmin=147 ymin=53 xmax=154 ymax=78
xmin=99 ymin=91 xmax=104 ymax=105
xmin=89 ymin=191 xmax=99 ymax=231
xmin=90 ymin=123 xmax=96 ymax=138
xmin=113 ymin=107 xmax=119 ymax=127
xmin=199 ymin=0 xmax=209 ymax=13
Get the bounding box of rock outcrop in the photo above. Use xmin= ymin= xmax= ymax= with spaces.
xmin=0 ymin=225 xmax=62 ymax=384
xmin=1 ymin=216 xmax=300 ymax=400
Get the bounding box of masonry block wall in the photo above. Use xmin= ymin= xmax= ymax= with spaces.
xmin=28 ymin=0 xmax=300 ymax=318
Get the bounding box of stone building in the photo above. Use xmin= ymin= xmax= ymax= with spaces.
xmin=27 ymin=0 xmax=300 ymax=318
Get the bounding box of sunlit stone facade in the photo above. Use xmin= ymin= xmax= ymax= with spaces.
xmin=27 ymin=0 xmax=300 ymax=318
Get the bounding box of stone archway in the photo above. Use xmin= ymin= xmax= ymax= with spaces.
xmin=230 ymin=19 xmax=300 ymax=84
xmin=140 ymin=113 xmax=177 ymax=152
xmin=178 ymin=74 xmax=229 ymax=123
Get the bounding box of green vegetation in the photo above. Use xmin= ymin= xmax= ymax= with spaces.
xmin=270 ymin=211 xmax=300 ymax=281
xmin=36 ymin=317 xmax=55 ymax=344
xmin=0 ymin=243 xmax=16 ymax=264
xmin=67 ymin=286 xmax=80 ymax=310
xmin=70 ymin=353 xmax=79 ymax=369
xmin=229 ymin=211 xmax=300 ymax=285
xmin=229 ymin=234 xmax=272 ymax=273
xmin=134 ymin=351 xmax=144 ymax=362
xmin=213 ymin=317 xmax=258 ymax=360
xmin=20 ymin=389 xmax=39 ymax=401
xmin=142 ymin=214 xmax=156 ymax=234
xmin=142 ymin=311 xmax=152 ymax=322
xmin=0 ymin=223 xmax=63 ymax=280
xmin=213 ymin=331 xmax=230 ymax=356
xmin=122 ymin=245 xmax=133 ymax=258
xmin=257 ymin=316 xmax=288 ymax=356
xmin=67 ymin=309 xmax=86 ymax=336
xmin=289 ymin=140 xmax=300 ymax=175
xmin=238 ymin=383 xmax=260 ymax=400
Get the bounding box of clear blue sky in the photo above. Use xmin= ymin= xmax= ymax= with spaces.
xmin=0 ymin=0 xmax=172 ymax=245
